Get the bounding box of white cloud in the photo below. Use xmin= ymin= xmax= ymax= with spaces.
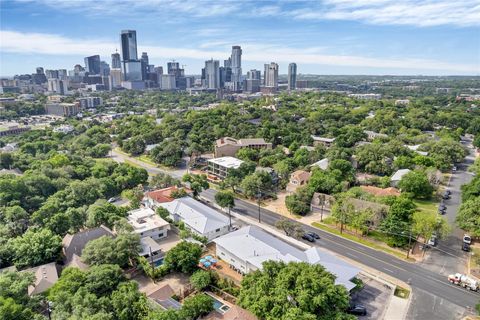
xmin=292 ymin=0 xmax=480 ymax=27
xmin=1 ymin=30 xmax=478 ymax=74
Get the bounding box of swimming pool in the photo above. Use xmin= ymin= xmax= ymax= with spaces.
xmin=208 ymin=294 xmax=230 ymax=314
xmin=153 ymin=258 xmax=164 ymax=268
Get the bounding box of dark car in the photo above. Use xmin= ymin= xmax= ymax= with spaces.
xmin=442 ymin=193 xmax=450 ymax=200
xmin=307 ymin=232 xmax=320 ymax=239
xmin=445 ymin=190 xmax=451 ymax=196
xmin=462 ymin=242 xmax=471 ymax=252
xmin=438 ymin=207 xmax=446 ymax=214
xmin=348 ymin=304 xmax=367 ymax=316
xmin=302 ymin=234 xmax=315 ymax=242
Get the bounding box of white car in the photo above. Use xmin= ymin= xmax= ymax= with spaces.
xmin=463 ymin=234 xmax=472 ymax=245
xmin=452 ymin=166 xmax=457 ymax=172
xmin=428 ymin=235 xmax=437 ymax=246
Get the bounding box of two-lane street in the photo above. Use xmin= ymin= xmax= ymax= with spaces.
xmin=201 ymin=188 xmax=478 ymax=319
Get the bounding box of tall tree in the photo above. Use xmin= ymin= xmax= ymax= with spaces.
xmin=215 ymin=191 xmax=235 ymax=228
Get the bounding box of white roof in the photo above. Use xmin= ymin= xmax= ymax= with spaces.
xmin=311 ymin=158 xmax=329 ymax=170
xmin=391 ymin=169 xmax=411 ymax=181
xmin=213 ymin=226 xmax=359 ymax=290
xmin=311 ymin=135 xmax=335 ymax=143
xmin=159 ymin=197 xmax=229 ymax=235
xmin=208 ymin=156 xmax=244 ymax=169
xmin=406 ymin=145 xmax=428 ymax=156
xmin=127 ymin=207 xmax=170 ymax=234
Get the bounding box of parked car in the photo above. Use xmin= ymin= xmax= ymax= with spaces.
xmin=445 ymin=190 xmax=451 ymax=196
xmin=107 ymin=197 xmax=118 ymax=203
xmin=348 ymin=304 xmax=367 ymax=316
xmin=453 ymin=166 xmax=457 ymax=172
xmin=462 ymin=242 xmax=471 ymax=252
xmin=306 ymin=232 xmax=320 ymax=239
xmin=302 ymin=234 xmax=315 ymax=242
xmin=463 ymin=234 xmax=472 ymax=245
xmin=442 ymin=193 xmax=450 ymax=200
xmin=428 ymin=235 xmax=437 ymax=247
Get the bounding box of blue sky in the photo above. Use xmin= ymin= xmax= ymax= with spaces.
xmin=1 ymin=0 xmax=479 ymax=76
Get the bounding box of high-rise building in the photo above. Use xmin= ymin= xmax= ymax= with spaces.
xmin=36 ymin=67 xmax=44 ymax=74
xmin=167 ymin=62 xmax=179 ymax=75
xmin=160 ymin=74 xmax=176 ymax=90
xmin=120 ymin=30 xmax=142 ymax=81
xmin=58 ymin=69 xmax=68 ymax=80
xmin=84 ymin=55 xmax=101 ymax=75
xmin=111 ymin=52 xmax=121 ymax=69
xmin=247 ymin=69 xmax=261 ymax=80
xmin=141 ymin=52 xmax=149 ymax=80
xmin=288 ymin=63 xmax=297 ymax=90
xmin=263 ymin=62 xmax=279 ymax=88
xmin=33 ymin=67 xmax=47 ymax=84
xmin=230 ymin=46 xmax=242 ymax=91
xmin=47 ymin=78 xmax=69 ymax=95
xmin=204 ymin=59 xmax=220 ymax=89
xmin=109 ymin=69 xmax=122 ymax=89
xmin=100 ymin=61 xmax=110 ymax=77
xmin=45 ymin=69 xmax=59 ymax=79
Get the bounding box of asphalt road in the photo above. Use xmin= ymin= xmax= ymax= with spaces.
xmin=111 ymin=145 xmax=478 ymax=319
xmin=420 ymin=140 xmax=476 ymax=276
xmin=201 ymin=188 xmax=479 ymax=319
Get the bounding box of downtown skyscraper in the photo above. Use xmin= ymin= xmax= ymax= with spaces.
xmin=120 ymin=30 xmax=142 ymax=81
xmin=264 ymin=62 xmax=279 ymax=88
xmin=288 ymin=63 xmax=297 ymax=90
xmin=230 ymin=46 xmax=242 ymax=91
xmin=205 ymin=59 xmax=220 ymax=89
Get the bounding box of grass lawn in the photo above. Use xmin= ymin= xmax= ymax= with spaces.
xmin=414 ymin=199 xmax=438 ymax=214
xmin=469 ymin=248 xmax=480 ymax=278
xmin=312 ymin=222 xmax=411 ymax=261
xmin=137 ymin=155 xmax=158 ymax=166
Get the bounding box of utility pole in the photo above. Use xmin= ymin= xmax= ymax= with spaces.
xmin=257 ymin=187 xmax=261 ymax=223
xmin=406 ymin=226 xmax=412 ymax=259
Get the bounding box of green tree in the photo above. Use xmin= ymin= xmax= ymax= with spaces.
xmin=275 ymin=218 xmax=304 ymax=238
xmin=398 ymin=171 xmax=433 ymax=199
xmin=82 ymin=233 xmax=140 ymax=268
xmin=0 ymin=270 xmax=35 ymax=304
xmin=238 ymin=261 xmax=353 ymax=320
xmin=331 ymin=197 xmax=354 ymax=234
xmin=285 ymin=187 xmax=313 ymax=216
xmin=8 ymin=228 xmax=62 ymax=269
xmin=182 ymin=173 xmax=209 ymax=198
xmin=215 ymin=190 xmax=235 ymax=228
xmin=179 ymin=293 xmax=214 ymax=320
xmin=163 ymin=241 xmax=202 ymax=274
xmin=110 ymin=281 xmax=149 ymax=320
xmin=412 ymin=211 xmax=450 ymax=243
xmin=86 ymin=199 xmax=128 ymax=229
xmin=190 ymin=270 xmax=214 ymax=291
xmin=456 ymin=197 xmax=480 ymax=237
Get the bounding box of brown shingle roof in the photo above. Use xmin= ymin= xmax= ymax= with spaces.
xmin=360 ymin=185 xmax=401 ymax=197
xmin=145 ymin=186 xmax=191 ymax=204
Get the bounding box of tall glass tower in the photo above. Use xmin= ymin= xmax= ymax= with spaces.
xmin=120 ymin=30 xmax=141 ymax=81
xmin=288 ymin=63 xmax=297 ymax=90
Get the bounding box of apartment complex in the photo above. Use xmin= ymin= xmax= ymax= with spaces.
xmin=207 ymin=156 xmax=244 ymax=179
xmin=214 ymin=137 xmax=272 ymax=157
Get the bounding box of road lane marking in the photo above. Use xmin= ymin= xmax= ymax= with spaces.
xmin=345 ymin=252 xmax=358 ymax=258
xmin=383 ymin=268 xmax=394 ymax=273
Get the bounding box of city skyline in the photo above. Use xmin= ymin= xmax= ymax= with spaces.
xmin=1 ymin=0 xmax=479 ymax=76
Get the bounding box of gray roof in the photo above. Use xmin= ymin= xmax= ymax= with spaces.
xmin=213 ymin=226 xmax=359 ymax=290
xmin=62 ymin=226 xmax=114 ymax=263
xmin=159 ymin=197 xmax=229 ymax=235
xmin=391 ymin=169 xmax=411 ymax=182
xmin=27 ymin=262 xmax=59 ymax=296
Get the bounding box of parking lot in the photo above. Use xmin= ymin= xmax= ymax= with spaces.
xmin=350 ymin=274 xmax=393 ymax=319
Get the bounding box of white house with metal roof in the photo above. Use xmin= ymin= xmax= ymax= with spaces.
xmin=213 ymin=226 xmax=360 ymax=291
xmin=159 ymin=197 xmax=230 ymax=241
xmin=390 ymin=168 xmax=411 ymax=187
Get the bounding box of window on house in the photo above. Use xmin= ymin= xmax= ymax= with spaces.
xmin=158 ymin=233 xmax=164 ymax=237
xmin=215 ymin=228 xmax=221 ymax=232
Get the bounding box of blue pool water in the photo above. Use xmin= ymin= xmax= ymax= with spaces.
xmin=154 ymin=259 xmax=164 ymax=268
xmin=209 ymin=294 xmax=230 ymax=314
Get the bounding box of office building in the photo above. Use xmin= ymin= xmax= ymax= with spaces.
xmin=160 ymin=74 xmax=176 ymax=90
xmin=45 ymin=69 xmax=59 ymax=79
xmin=288 ymin=63 xmax=297 ymax=90
xmin=207 ymin=156 xmax=244 ymax=180
xmin=33 ymin=67 xmax=47 ymax=84
xmin=247 ymin=69 xmax=261 ymax=80
xmin=47 ymin=78 xmax=68 ymax=95
xmin=263 ymin=62 xmax=279 ymax=89
xmin=100 ymin=61 xmax=110 ymax=77
xmin=58 ymin=69 xmax=68 ymax=80
xmin=120 ymin=30 xmax=142 ymax=81
xmin=84 ymin=55 xmax=101 ymax=75
xmin=111 ymin=52 xmax=121 ymax=69
xmin=204 ymin=59 xmax=220 ymax=89
xmin=45 ymin=102 xmax=80 ymax=117
xmin=245 ymin=79 xmax=261 ymax=93
xmin=141 ymin=52 xmax=149 ymax=80
xmin=77 ymin=97 xmax=103 ymax=109
xmin=230 ymin=45 xmax=242 ymax=91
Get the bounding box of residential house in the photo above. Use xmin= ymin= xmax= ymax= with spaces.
xmin=347 ymin=198 xmax=390 ymax=227
xmin=208 ymin=157 xmax=244 ymax=180
xmin=144 ymin=186 xmax=192 ymax=209
xmin=311 ymin=135 xmax=335 ymax=147
xmin=311 ymin=158 xmax=329 ymax=170
xmin=214 ymin=137 xmax=272 ymax=157
xmin=62 ymin=225 xmax=115 ymax=269
xmin=27 ymin=262 xmax=59 ymax=296
xmin=406 ymin=145 xmax=428 ymax=156
xmin=203 ymin=305 xmax=258 ymax=320
xmin=213 ymin=226 xmax=359 ymax=291
xmin=147 ymin=284 xmax=182 ymax=310
xmin=159 ymin=197 xmax=230 ymax=241
xmin=391 ymin=169 xmax=411 ymax=187
xmin=127 ymin=207 xmax=170 ymax=240
xmin=360 ymin=186 xmax=400 ymax=197
xmin=286 ymin=170 xmax=311 ymax=193
xmin=364 ymin=130 xmax=388 ymax=141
